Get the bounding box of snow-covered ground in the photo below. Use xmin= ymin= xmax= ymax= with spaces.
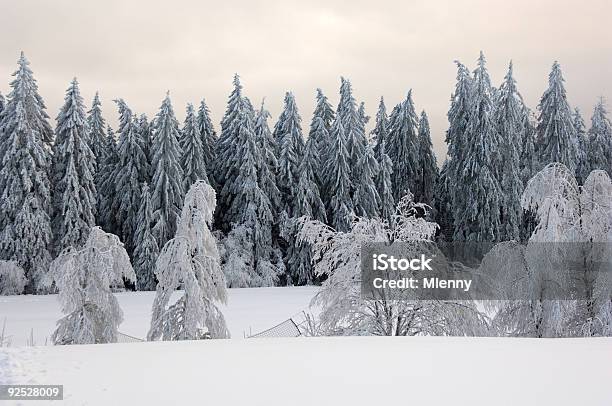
xmin=1 ymin=336 xmax=610 ymax=405
xmin=1 ymin=287 xmax=611 ymax=405
xmin=0 ymin=286 xmax=319 ymax=346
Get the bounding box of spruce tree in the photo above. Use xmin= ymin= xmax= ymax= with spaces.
xmin=113 ymin=99 xmax=149 ymax=254
xmin=225 ymin=97 xmax=278 ymax=286
xmin=336 ymin=78 xmax=366 ymax=186
xmin=386 ymin=91 xmax=419 ymax=201
xmin=415 ymin=111 xmax=439 ymax=206
xmin=86 ymin=92 xmax=107 ymax=226
xmin=151 ymin=93 xmax=185 ymax=248
xmin=97 ymin=126 xmax=119 ymax=234
xmin=215 ymin=75 xmax=244 ymax=227
xmin=197 ymin=98 xmax=217 ymax=175
xmin=180 ymin=103 xmax=209 ymax=192
xmin=138 ymin=114 xmax=153 ymax=180
xmin=536 ymin=61 xmax=577 ymax=173
xmin=519 ymin=107 xmax=538 ymax=185
xmin=588 ymin=98 xmax=612 ymax=176
xmin=133 ymin=182 xmax=159 ymax=291
xmin=308 ymin=89 xmax=334 ymax=182
xmin=0 ymin=52 xmax=52 ymax=292
xmin=286 ymin=135 xmax=327 ymax=284
xmin=494 ymin=62 xmax=524 ymax=241
xmin=433 ymin=159 xmax=454 ymax=241
xmin=374 ymin=138 xmax=395 ymax=225
xmin=276 ymin=92 xmax=305 ymax=215
xmin=0 ymin=92 xmax=5 ymax=115
xmin=372 ymin=97 xmax=390 ymax=156
xmin=445 ymin=61 xmax=473 ymax=187
xmin=453 ymin=52 xmax=502 ymax=242
xmin=254 ymin=101 xmax=281 ymax=214
xmin=325 ymin=116 xmax=354 ymax=231
xmin=353 ymin=145 xmax=381 ymax=219
xmin=51 ymin=78 xmax=97 ymax=252
xmin=573 ymin=108 xmax=590 ymax=184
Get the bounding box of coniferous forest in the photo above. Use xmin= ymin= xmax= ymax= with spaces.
xmin=1 ymin=51 xmax=611 ymax=339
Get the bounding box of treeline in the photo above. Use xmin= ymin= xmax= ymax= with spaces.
xmin=0 ymin=51 xmax=610 ymax=294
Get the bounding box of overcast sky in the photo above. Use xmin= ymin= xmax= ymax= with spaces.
xmin=1 ymin=0 xmax=610 ymax=159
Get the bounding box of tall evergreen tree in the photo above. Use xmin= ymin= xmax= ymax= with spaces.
xmin=138 ymin=114 xmax=153 ymax=180
xmin=97 ymin=126 xmax=119 ymax=234
xmin=494 ymin=62 xmax=524 ymax=241
xmin=588 ymin=98 xmax=612 ymax=176
xmin=133 ymin=182 xmax=159 ymax=291
xmin=445 ymin=61 xmax=473 ymax=188
xmin=374 ymin=138 xmax=395 ymax=225
xmin=372 ymin=97 xmax=389 ymax=155
xmin=113 ymin=99 xmax=149 ymax=254
xmin=308 ymin=89 xmax=334 ymax=180
xmin=151 ymin=93 xmax=185 ymax=248
xmin=215 ymin=75 xmax=244 ymax=228
xmin=336 ymin=78 xmax=366 ymax=186
xmin=0 ymin=92 xmax=5 ymax=115
xmin=353 ymin=145 xmax=381 ymax=219
xmin=519 ymin=106 xmax=538 ymax=185
xmin=86 ymin=92 xmax=107 ymax=224
xmin=180 ymin=103 xmax=209 ymax=192
xmin=276 ymin=92 xmax=305 ymax=215
xmin=386 ymin=91 xmax=419 ymax=201
xmin=325 ymin=116 xmax=354 ymax=231
xmin=254 ymin=101 xmax=281 ymax=214
xmin=286 ymin=135 xmax=327 ymax=284
xmin=225 ymin=97 xmax=279 ymax=286
xmin=453 ymin=52 xmax=502 ymax=242
xmin=433 ymin=159 xmax=454 ymax=241
xmin=536 ymin=61 xmax=577 ymax=173
xmin=573 ymin=108 xmax=590 ymax=184
xmin=51 ymin=78 xmax=97 ymax=252
xmin=197 ymin=98 xmax=217 ymax=176
xmin=0 ymin=52 xmax=52 ymax=292
xmin=415 ymin=111 xmax=439 ymax=206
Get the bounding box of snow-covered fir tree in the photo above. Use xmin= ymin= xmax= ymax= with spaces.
xmin=214 ymin=74 xmax=244 ymax=228
xmin=573 ymin=108 xmax=590 ymax=184
xmin=433 ymin=159 xmax=454 ymax=240
xmin=254 ymin=101 xmax=281 ymax=214
xmin=453 ymin=52 xmax=502 ymax=242
xmin=276 ymin=92 xmax=305 ymax=215
xmin=415 ymin=111 xmax=438 ymax=206
xmin=133 ymin=183 xmax=159 ymax=291
xmin=519 ymin=106 xmax=538 ymax=186
xmin=180 ymin=103 xmax=209 ymax=192
xmin=353 ymin=145 xmax=380 ymax=218
xmin=197 ymin=98 xmax=217 ymax=176
xmin=372 ymin=97 xmax=389 ymax=155
xmin=386 ymin=91 xmax=419 ymax=201
xmin=137 ymin=114 xmax=153 ymax=179
xmin=374 ymin=138 xmax=395 ymax=225
xmin=494 ymin=62 xmax=524 ymax=241
xmin=308 ymin=89 xmax=334 ymax=186
xmin=285 ymin=133 xmax=327 ymax=284
xmin=0 ymin=92 xmax=5 ymax=116
xmin=86 ymin=92 xmax=107 ymax=177
xmin=221 ymin=97 xmax=279 ymax=286
xmin=148 ymin=181 xmax=229 ymax=340
xmin=112 ymin=99 xmax=149 ymax=254
xmin=47 ymin=227 xmax=135 ymax=344
xmin=536 ymin=61 xmax=578 ymax=173
xmin=325 ymin=116 xmax=354 ymax=231
xmin=588 ymin=98 xmax=612 ymax=177
xmin=336 ymin=78 xmax=367 ymax=187
xmin=151 ymin=93 xmax=185 ymax=248
xmin=51 ymin=78 xmax=97 ymax=253
xmin=0 ymin=53 xmax=52 ymax=292
xmin=445 ymin=61 xmax=473 ymax=190
xmin=97 ymin=126 xmax=118 ymax=234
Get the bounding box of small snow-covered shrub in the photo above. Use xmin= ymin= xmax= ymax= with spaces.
xmin=0 ymin=261 xmax=27 ymax=295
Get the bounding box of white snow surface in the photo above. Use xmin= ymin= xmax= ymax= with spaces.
xmin=0 ymin=286 xmax=319 ymax=346
xmin=1 ymin=287 xmax=611 ymax=405
xmin=1 ymin=336 xmax=610 ymax=405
